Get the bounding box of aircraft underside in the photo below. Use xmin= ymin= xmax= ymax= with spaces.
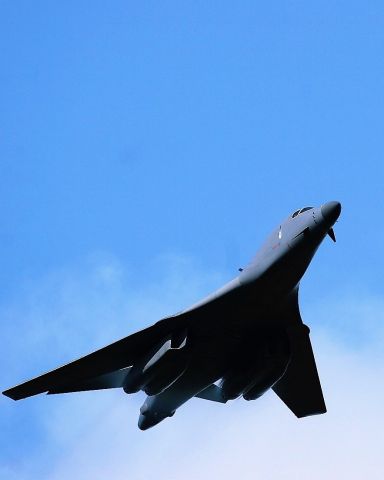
xmin=137 ymin=330 xmax=291 ymax=429
xmin=4 ymin=201 xmax=341 ymax=429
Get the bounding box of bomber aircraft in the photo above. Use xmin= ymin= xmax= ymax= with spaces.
xmin=3 ymin=201 xmax=341 ymax=430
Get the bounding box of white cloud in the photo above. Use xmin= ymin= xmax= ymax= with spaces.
xmin=1 ymin=254 xmax=383 ymax=479
xmin=43 ymin=333 xmax=384 ymax=480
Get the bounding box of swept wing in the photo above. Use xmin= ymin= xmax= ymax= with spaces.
xmin=3 ymin=314 xmax=185 ymax=401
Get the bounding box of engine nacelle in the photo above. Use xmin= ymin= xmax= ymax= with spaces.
xmin=143 ymin=353 xmax=188 ymax=395
xmin=242 ymin=357 xmax=288 ymax=401
xmin=220 ymin=366 xmax=262 ymax=400
xmin=221 ymin=335 xmax=290 ymax=401
xmin=123 ymin=330 xmax=188 ymax=394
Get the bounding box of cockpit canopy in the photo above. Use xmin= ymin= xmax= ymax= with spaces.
xmin=291 ymin=206 xmax=314 ymax=218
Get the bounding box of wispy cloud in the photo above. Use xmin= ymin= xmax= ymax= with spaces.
xmin=1 ymin=254 xmax=383 ymax=479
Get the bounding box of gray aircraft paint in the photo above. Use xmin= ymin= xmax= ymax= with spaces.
xmin=3 ymin=201 xmax=341 ymax=431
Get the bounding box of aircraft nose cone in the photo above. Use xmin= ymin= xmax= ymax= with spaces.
xmin=321 ymin=201 xmax=341 ymax=226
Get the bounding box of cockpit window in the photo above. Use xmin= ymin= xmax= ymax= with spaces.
xmin=292 ymin=206 xmax=314 ymax=218
xmin=299 ymin=206 xmax=314 ymax=214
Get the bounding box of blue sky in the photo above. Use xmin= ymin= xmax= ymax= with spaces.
xmin=1 ymin=2 xmax=384 ymax=478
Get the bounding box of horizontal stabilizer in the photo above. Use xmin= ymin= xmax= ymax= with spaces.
xmin=195 ymin=384 xmax=227 ymax=403
xmin=273 ymin=323 xmax=326 ymax=417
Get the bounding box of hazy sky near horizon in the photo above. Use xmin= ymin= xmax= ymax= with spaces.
xmin=1 ymin=2 xmax=384 ymax=479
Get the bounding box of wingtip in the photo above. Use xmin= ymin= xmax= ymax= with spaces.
xmin=2 ymin=384 xmax=43 ymax=401
xmin=2 ymin=389 xmax=19 ymax=401
xmin=295 ymin=405 xmax=327 ymax=418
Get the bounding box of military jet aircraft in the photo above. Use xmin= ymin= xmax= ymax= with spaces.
xmin=3 ymin=201 xmax=341 ymax=430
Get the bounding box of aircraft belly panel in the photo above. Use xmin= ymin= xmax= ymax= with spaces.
xmin=138 ymin=353 xmax=228 ymax=429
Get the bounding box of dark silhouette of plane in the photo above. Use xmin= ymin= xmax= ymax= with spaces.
xmin=3 ymin=201 xmax=341 ymax=430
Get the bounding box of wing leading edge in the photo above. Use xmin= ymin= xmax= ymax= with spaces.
xmin=3 ymin=315 xmax=184 ymax=401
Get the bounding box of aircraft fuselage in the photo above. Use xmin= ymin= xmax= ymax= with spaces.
xmin=3 ymin=201 xmax=341 ymax=431
xmin=138 ymin=202 xmax=341 ymax=429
